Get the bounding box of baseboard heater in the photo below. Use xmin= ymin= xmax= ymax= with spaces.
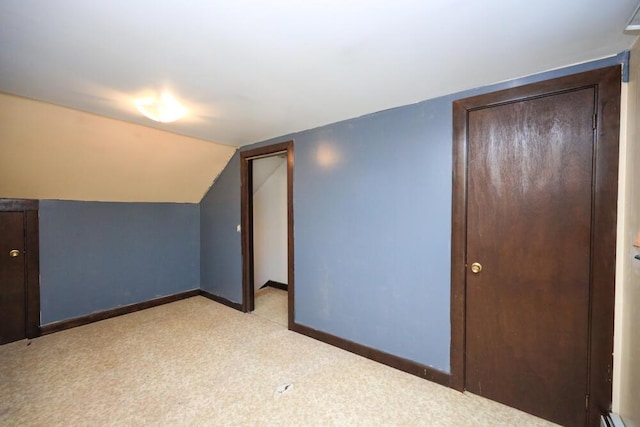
xmin=601 ymin=413 xmax=625 ymax=427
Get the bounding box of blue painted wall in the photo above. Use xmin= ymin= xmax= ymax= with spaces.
xmin=199 ymin=55 xmax=625 ymax=372
xmin=39 ymin=200 xmax=200 ymax=324
xmin=200 ymin=151 xmax=242 ymax=302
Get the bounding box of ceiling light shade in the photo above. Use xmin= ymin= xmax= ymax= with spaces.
xmin=135 ymin=93 xmax=187 ymax=123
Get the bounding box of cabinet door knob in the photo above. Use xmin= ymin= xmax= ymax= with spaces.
xmin=9 ymin=249 xmax=20 ymax=257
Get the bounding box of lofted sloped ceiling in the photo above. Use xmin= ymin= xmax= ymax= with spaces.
xmin=0 ymin=93 xmax=235 ymax=203
xmin=0 ymin=1 xmax=638 ymax=202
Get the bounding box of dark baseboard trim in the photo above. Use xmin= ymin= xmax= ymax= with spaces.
xmin=259 ymin=280 xmax=288 ymax=291
xmin=292 ymin=322 xmax=451 ymax=387
xmin=40 ymin=289 xmax=200 ymax=335
xmin=199 ymin=289 xmax=243 ymax=311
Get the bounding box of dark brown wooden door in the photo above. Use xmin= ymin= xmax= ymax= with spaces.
xmin=0 ymin=211 xmax=27 ymax=345
xmin=465 ymin=88 xmax=595 ymax=426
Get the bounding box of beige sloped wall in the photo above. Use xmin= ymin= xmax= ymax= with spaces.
xmin=0 ymin=93 xmax=235 ymax=203
xmin=613 ymin=39 xmax=640 ymax=426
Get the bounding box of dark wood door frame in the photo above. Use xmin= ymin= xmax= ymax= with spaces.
xmin=450 ymin=66 xmax=621 ymax=425
xmin=0 ymin=199 xmax=40 ymax=339
xmin=240 ymin=140 xmax=294 ymax=329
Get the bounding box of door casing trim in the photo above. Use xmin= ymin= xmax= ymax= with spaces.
xmin=450 ymin=66 xmax=621 ymax=424
xmin=240 ymin=141 xmax=294 ymax=328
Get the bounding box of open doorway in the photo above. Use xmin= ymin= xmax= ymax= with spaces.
xmin=251 ymin=153 xmax=287 ymax=325
xmin=240 ymin=141 xmax=294 ymax=329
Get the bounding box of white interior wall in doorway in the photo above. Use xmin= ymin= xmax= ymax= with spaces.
xmin=252 ymin=156 xmax=288 ymax=291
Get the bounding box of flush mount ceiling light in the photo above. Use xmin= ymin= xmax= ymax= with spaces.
xmin=135 ymin=92 xmax=187 ymax=123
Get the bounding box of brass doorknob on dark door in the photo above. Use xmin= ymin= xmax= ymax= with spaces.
xmin=471 ymin=262 xmax=482 ymax=274
xmin=9 ymin=249 xmax=20 ymax=257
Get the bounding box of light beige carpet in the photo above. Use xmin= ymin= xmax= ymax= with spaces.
xmin=0 ymin=297 xmax=557 ymax=426
xmin=253 ymin=287 xmax=287 ymax=327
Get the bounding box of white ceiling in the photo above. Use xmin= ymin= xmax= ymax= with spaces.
xmin=1 ymin=0 xmax=638 ymax=148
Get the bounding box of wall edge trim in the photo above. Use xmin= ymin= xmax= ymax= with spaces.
xmin=199 ymin=289 xmax=243 ymax=311
xmin=292 ymin=322 xmax=451 ymax=387
xmin=259 ymin=280 xmax=288 ymax=291
xmin=39 ymin=289 xmax=200 ymax=335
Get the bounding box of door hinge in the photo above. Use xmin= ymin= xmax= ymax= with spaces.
xmin=592 ymin=113 xmax=597 ymax=130
xmin=585 ymin=394 xmax=589 ymax=409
